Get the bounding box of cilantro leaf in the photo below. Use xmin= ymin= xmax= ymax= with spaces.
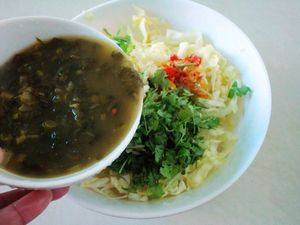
xmin=103 ymin=28 xmax=135 ymax=53
xmin=228 ymin=81 xmax=251 ymax=98
xmin=160 ymin=162 xmax=180 ymax=179
xmin=154 ymin=145 xmax=164 ymax=163
xmin=198 ymin=117 xmax=220 ymax=129
xmin=150 ymin=69 xmax=170 ymax=90
xmin=178 ymin=148 xmax=191 ymax=167
xmin=146 ymin=184 xmax=164 ymax=199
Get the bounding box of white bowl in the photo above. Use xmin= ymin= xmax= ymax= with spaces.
xmin=70 ymin=0 xmax=271 ymax=218
xmin=0 ymin=16 xmax=143 ymax=189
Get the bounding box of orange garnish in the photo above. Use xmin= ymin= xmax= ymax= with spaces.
xmin=163 ymin=54 xmax=208 ymax=98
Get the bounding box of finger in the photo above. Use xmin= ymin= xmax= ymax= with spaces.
xmin=0 ymin=189 xmax=30 ymax=208
xmin=0 ymin=190 xmax=52 ymax=225
xmin=51 ymin=187 xmax=69 ymax=201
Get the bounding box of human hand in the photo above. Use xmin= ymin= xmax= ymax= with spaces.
xmin=0 ymin=187 xmax=69 ymax=225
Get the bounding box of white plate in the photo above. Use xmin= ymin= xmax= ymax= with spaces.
xmin=69 ymin=0 xmax=271 ymax=219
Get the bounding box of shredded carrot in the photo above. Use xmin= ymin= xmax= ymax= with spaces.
xmin=169 ymin=80 xmax=177 ymax=89
xmin=200 ymin=79 xmax=207 ymax=89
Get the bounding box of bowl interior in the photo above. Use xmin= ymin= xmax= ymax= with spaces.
xmin=0 ymin=16 xmax=143 ymax=189
xmin=72 ymin=0 xmax=270 ymax=218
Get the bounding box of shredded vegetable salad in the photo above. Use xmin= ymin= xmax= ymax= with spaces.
xmin=81 ymin=8 xmax=251 ymax=201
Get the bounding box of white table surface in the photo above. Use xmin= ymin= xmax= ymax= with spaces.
xmin=0 ymin=0 xmax=299 ymax=224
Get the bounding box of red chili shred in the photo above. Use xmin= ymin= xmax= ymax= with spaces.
xmin=164 ymin=65 xmax=183 ymax=83
xmin=186 ymin=55 xmax=201 ymax=65
xmin=111 ymin=108 xmax=118 ymax=115
xmin=170 ymin=54 xmax=180 ymax=61
xmin=163 ymin=54 xmax=208 ymax=98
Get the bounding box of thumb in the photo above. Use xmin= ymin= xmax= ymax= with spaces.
xmin=0 ymin=190 xmax=52 ymax=225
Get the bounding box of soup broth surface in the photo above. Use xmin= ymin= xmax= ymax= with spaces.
xmin=0 ymin=37 xmax=142 ymax=177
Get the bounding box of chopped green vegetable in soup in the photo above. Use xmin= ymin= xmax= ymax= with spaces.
xmin=0 ymin=37 xmax=142 ymax=177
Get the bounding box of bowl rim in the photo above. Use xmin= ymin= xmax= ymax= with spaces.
xmin=0 ymin=15 xmax=143 ymax=189
xmin=71 ymin=0 xmax=272 ymax=218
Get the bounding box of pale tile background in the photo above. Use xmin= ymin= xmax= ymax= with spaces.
xmin=0 ymin=0 xmax=299 ymax=224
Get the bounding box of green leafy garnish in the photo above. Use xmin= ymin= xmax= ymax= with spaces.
xmin=146 ymin=185 xmax=165 ymax=199
xmin=228 ymin=81 xmax=251 ymax=98
xmin=103 ymin=28 xmax=135 ymax=53
xmin=150 ymin=69 xmax=170 ymax=89
xmin=109 ymin=70 xmax=220 ymax=199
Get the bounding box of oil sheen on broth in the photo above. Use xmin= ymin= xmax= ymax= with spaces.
xmin=0 ymin=37 xmax=142 ymax=177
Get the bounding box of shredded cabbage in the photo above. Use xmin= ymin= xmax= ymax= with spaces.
xmin=82 ymin=8 xmax=243 ymax=201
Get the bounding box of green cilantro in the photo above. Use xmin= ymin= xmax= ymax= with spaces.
xmin=228 ymin=81 xmax=251 ymax=98
xmin=198 ymin=117 xmax=220 ymax=129
xmin=150 ymin=69 xmax=170 ymax=90
xmin=109 ymin=70 xmax=220 ymax=198
xmin=138 ymin=71 xmax=146 ymax=79
xmin=103 ymin=28 xmax=135 ymax=53
xmin=154 ymin=145 xmax=164 ymax=163
xmin=160 ymin=162 xmax=180 ymax=179
xmin=146 ymin=185 xmax=164 ymax=199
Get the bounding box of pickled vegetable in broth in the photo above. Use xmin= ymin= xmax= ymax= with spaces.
xmin=0 ymin=37 xmax=142 ymax=177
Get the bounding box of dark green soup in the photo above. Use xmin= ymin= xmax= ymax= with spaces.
xmin=0 ymin=37 xmax=142 ymax=177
